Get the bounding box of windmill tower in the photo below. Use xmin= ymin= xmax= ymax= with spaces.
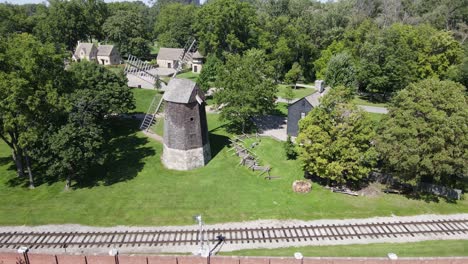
xmin=161 ymin=78 xmax=211 ymax=170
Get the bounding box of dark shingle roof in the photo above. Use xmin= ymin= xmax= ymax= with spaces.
xmin=163 ymin=78 xmax=199 ymax=103
xmin=157 ymin=48 xmax=184 ymax=61
xmin=97 ymin=45 xmax=115 ymax=56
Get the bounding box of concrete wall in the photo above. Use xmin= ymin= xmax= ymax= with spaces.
xmin=287 ymin=99 xmax=313 ymax=137
xmin=0 ymin=253 xmax=465 ymax=264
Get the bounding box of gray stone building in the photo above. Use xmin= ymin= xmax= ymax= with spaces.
xmin=161 ymin=78 xmax=211 ymax=170
xmin=96 ymin=45 xmax=121 ymax=65
xmin=157 ymin=48 xmax=184 ymax=69
xmin=287 ymin=85 xmax=329 ymax=137
xmin=72 ymin=42 xmax=97 ymax=62
xmin=191 ymin=51 xmax=204 ymax=73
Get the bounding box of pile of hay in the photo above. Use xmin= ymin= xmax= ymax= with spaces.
xmin=292 ymin=180 xmax=312 ymax=193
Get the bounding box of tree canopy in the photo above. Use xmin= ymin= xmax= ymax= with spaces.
xmin=297 ymin=86 xmax=378 ymax=186
xmin=214 ymin=49 xmax=277 ymax=132
xmin=377 ymin=79 xmax=468 ymax=188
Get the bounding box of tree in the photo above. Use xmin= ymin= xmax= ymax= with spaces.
xmin=296 ymin=86 xmax=378 ymax=186
xmin=102 ymin=10 xmax=150 ymax=57
xmin=325 ymin=52 xmax=356 ymax=89
xmin=153 ymin=3 xmax=196 ymax=48
xmin=377 ymin=79 xmax=468 ymax=188
xmin=214 ymin=49 xmax=277 ymax=132
xmin=284 ymin=62 xmax=302 ymax=89
xmin=0 ymin=33 xmax=67 ymax=188
xmin=42 ymin=61 xmax=135 ymax=189
xmin=197 ymin=54 xmax=222 ymax=92
xmin=313 ymin=40 xmax=345 ymax=80
xmin=194 ymin=0 xmax=258 ymax=57
xmin=283 ymin=86 xmax=294 ymax=104
xmin=353 ymin=23 xmax=463 ymax=96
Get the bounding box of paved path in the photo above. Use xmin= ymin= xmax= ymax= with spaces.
xmin=358 ymin=105 xmax=389 ymax=114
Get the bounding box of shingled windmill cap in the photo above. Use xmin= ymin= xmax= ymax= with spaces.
xmin=164 ymin=78 xmax=201 ymax=104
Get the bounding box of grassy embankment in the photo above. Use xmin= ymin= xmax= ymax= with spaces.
xmin=223 ymin=240 xmax=468 ymax=257
xmin=0 ymin=88 xmax=466 ymax=227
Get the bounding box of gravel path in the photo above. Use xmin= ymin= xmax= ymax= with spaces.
xmin=0 ymin=214 xmax=466 ymax=255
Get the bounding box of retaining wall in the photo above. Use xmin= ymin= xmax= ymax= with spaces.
xmin=0 ymin=253 xmax=467 ymax=264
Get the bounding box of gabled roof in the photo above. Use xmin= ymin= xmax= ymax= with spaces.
xmin=163 ymin=78 xmax=203 ymax=104
xmin=157 ymin=48 xmax=184 ymax=61
xmin=192 ymin=51 xmax=204 ymax=59
xmin=74 ymin=43 xmax=96 ymax=57
xmin=288 ymin=87 xmax=330 ymax=109
xmin=97 ymin=45 xmax=115 ymax=56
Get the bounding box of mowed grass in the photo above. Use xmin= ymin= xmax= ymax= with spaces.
xmin=277 ymin=84 xmax=315 ymax=99
xmin=223 ymin=240 xmax=468 ymax=257
xmin=177 ymin=71 xmax=199 ymax=81
xmin=0 ymin=93 xmax=467 ymax=226
xmin=353 ymin=95 xmax=388 ymax=107
xmin=131 ymin=88 xmax=162 ymax=113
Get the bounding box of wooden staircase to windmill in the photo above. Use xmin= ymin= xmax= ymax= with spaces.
xmin=139 ymin=38 xmax=198 ymax=132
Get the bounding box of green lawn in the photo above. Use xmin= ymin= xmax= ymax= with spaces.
xmin=353 ymin=95 xmax=388 ymax=107
xmin=368 ymin=112 xmax=385 ymax=124
xmin=131 ymin=88 xmax=162 ymax=113
xmin=177 ymin=71 xmax=199 ymax=81
xmin=277 ymin=84 xmax=315 ymax=99
xmin=150 ymin=42 xmax=160 ymax=55
xmin=0 ymin=97 xmax=467 ymax=226
xmin=223 ymin=240 xmax=468 ymax=257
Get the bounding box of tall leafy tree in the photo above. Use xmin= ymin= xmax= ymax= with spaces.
xmin=297 ymin=86 xmax=378 ymax=186
xmin=103 ymin=10 xmax=150 ymax=57
xmin=41 ymin=61 xmax=135 ymax=189
xmin=196 ymin=54 xmax=222 ymax=92
xmin=325 ymin=52 xmax=356 ymax=89
xmin=194 ymin=0 xmax=259 ymax=57
xmin=154 ymin=3 xmax=197 ymax=48
xmin=0 ymin=33 xmax=67 ymax=188
xmin=284 ymin=62 xmax=302 ymax=88
xmin=34 ymin=0 xmax=108 ymax=48
xmin=377 ymin=79 xmax=468 ymax=188
xmin=214 ymin=49 xmax=277 ymax=132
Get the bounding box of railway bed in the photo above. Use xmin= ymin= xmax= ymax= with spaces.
xmin=1 ymin=216 xmax=467 ymax=254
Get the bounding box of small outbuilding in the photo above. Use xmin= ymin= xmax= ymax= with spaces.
xmin=287 ymin=85 xmax=329 ymax=137
xmin=157 ymin=48 xmax=184 ymax=69
xmin=72 ymin=42 xmax=97 ymax=62
xmin=97 ymin=45 xmax=121 ymax=65
xmin=191 ymin=51 xmax=204 ymax=73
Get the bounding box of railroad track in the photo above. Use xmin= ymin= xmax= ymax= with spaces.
xmin=0 ymin=219 xmax=466 ymax=250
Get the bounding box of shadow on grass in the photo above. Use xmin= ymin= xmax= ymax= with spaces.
xmin=75 ymin=118 xmax=156 ymax=188
xmin=209 ymin=132 xmax=230 ymax=160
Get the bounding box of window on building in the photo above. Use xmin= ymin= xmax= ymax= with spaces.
xmin=301 ymin=112 xmax=306 ymax=119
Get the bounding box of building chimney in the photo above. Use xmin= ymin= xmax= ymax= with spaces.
xmin=315 ymin=80 xmax=324 ymax=93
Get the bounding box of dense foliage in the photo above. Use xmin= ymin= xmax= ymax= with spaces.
xmin=377 ymin=79 xmax=468 ymax=188
xmin=214 ymin=49 xmax=277 ymax=132
xmin=297 ymin=86 xmax=378 ymax=186
xmin=0 ymin=34 xmax=134 ymax=189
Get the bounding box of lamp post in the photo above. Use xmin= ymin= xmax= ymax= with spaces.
xmin=109 ymin=248 xmax=119 ymax=264
xmin=18 ymin=246 xmax=29 ymax=264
